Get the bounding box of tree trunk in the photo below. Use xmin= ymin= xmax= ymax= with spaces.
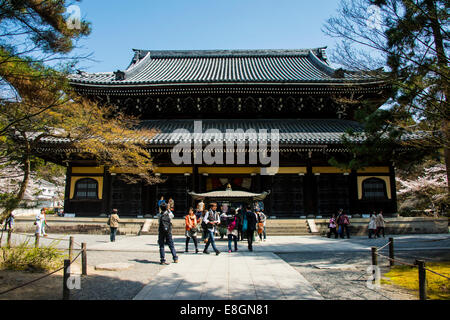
xmin=0 ymin=137 xmax=31 ymax=222
xmin=425 ymin=0 xmax=449 ymax=191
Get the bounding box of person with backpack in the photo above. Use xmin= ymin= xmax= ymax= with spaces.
xmin=243 ymin=205 xmax=258 ymax=251
xmin=158 ymin=204 xmax=178 ymax=265
xmin=202 ymin=202 xmax=221 ymax=255
xmin=226 ymin=208 xmax=239 ymax=253
xmin=185 ymin=207 xmax=199 ymax=253
xmin=256 ymin=208 xmax=267 ymax=242
xmin=337 ymin=209 xmax=351 ymax=239
xmin=107 ymin=209 xmax=121 ymax=242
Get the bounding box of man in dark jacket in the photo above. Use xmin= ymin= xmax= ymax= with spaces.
xmin=244 ymin=205 xmax=257 ymax=251
xmin=158 ymin=204 xmax=178 ymax=264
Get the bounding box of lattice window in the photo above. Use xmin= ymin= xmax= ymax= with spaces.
xmin=75 ymin=178 xmax=98 ymax=200
xmin=362 ymin=178 xmax=387 ymax=200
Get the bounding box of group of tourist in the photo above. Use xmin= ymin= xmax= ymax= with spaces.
xmin=327 ymin=209 xmax=387 ymax=239
xmin=368 ymin=210 xmax=387 ymax=239
xmin=327 ymin=209 xmax=351 ymax=239
xmin=34 ymin=208 xmax=49 ymax=237
xmin=157 ymin=201 xmax=267 ymax=265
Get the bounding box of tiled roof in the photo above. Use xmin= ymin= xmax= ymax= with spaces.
xmin=38 ymin=119 xmax=363 ymax=146
xmin=69 ymin=48 xmax=384 ymax=85
xmin=137 ymin=119 xmax=363 ymax=145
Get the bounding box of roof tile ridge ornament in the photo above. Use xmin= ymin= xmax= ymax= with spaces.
xmin=113 ymin=70 xmax=126 ymax=81
xmin=307 ymin=49 xmax=337 ymax=77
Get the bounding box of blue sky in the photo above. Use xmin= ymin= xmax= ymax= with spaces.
xmin=73 ymin=0 xmax=343 ymax=72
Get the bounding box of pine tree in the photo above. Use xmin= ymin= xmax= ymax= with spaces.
xmin=324 ymin=0 xmax=449 ymax=186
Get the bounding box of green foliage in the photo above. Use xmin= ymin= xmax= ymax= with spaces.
xmin=1 ymin=239 xmax=66 ymax=272
xmin=329 ymin=106 xmax=437 ymax=170
xmin=324 ymin=0 xmax=449 ymax=180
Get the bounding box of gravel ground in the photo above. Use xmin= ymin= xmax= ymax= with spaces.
xmin=70 ymin=250 xmax=167 ymax=300
xmin=278 ymin=249 xmax=450 ymax=300
xmin=0 ymin=250 xmax=168 ymax=300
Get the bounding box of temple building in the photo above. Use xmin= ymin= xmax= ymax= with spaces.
xmin=38 ymin=48 xmax=398 ymax=217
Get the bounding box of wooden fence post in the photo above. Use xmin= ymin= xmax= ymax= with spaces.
xmin=35 ymin=233 xmax=40 ymax=248
xmin=371 ymin=247 xmax=378 ymax=266
xmin=416 ymin=260 xmax=427 ymax=300
xmin=69 ymin=236 xmax=74 ymax=261
xmin=63 ymin=259 xmax=71 ymax=300
xmin=81 ymin=243 xmax=87 ymax=276
xmin=389 ymin=238 xmax=394 ymax=267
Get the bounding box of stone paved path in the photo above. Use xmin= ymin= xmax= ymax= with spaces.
xmin=133 ymin=251 xmax=324 ymax=300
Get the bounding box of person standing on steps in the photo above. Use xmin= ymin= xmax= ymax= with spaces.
xmin=107 ymin=209 xmax=121 ymax=242
xmin=185 ymin=207 xmax=199 ymax=253
xmin=157 ymin=204 xmax=178 ymax=265
xmin=203 ymin=202 xmax=221 ymax=256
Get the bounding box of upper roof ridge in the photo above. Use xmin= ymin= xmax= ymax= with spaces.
xmin=131 ymin=48 xmax=328 ymax=59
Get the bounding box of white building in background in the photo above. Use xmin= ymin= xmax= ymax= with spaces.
xmin=0 ymin=167 xmax=65 ymax=213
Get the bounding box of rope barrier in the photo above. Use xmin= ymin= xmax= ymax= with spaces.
xmin=394 ymin=237 xmax=450 ymax=243
xmin=375 ymin=252 xmax=417 ymax=267
xmin=0 ymin=250 xmax=83 ymax=296
xmin=7 ymin=232 xmax=83 ymax=249
xmin=423 ymin=267 xmax=450 ymax=280
xmin=377 ymin=241 xmax=391 ymax=251
xmin=376 ymin=251 xmax=450 ymax=280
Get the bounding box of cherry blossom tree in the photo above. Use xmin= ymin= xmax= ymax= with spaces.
xmin=397 ymin=163 xmax=448 ymax=216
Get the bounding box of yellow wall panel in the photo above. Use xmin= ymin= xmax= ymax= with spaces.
xmin=357 ymin=167 xmax=390 ymax=174
xmin=312 ymin=167 xmax=351 ymax=174
xmin=154 ymin=167 xmax=193 ymax=174
xmin=72 ymin=166 xmax=104 ymax=174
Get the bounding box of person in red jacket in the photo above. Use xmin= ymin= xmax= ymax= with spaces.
xmin=185 ymin=207 xmax=199 ymax=253
xmin=336 ymin=209 xmax=351 ymax=239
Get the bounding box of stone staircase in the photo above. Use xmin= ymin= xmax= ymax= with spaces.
xmin=140 ymin=219 xmax=317 ymax=236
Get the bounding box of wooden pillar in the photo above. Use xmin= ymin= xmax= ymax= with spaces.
xmin=63 ymin=164 xmax=72 ymax=214
xmin=389 ymin=164 xmax=398 ymax=215
xmin=268 ymin=175 xmax=274 ymax=216
xmin=103 ymin=168 xmax=112 ymax=215
xmin=349 ymin=169 xmax=358 ymax=215
xmin=304 ymin=154 xmax=317 ymax=216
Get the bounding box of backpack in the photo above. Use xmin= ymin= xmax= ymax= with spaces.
xmin=159 ymin=212 xmax=172 ymax=233
xmin=228 ymin=217 xmax=237 ymax=232
xmin=242 ymin=213 xmax=248 ymax=232
xmin=343 ymin=215 xmax=350 ymax=225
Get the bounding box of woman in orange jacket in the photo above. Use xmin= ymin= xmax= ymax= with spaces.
xmin=185 ymin=207 xmax=199 ymax=253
